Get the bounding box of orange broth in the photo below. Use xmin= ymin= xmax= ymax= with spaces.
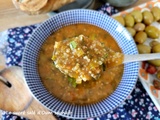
xmin=38 ymin=23 xmax=124 ymax=105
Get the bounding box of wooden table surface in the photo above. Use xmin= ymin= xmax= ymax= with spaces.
xmin=0 ymin=0 xmax=150 ymax=119
xmin=0 ymin=0 xmax=150 ymax=32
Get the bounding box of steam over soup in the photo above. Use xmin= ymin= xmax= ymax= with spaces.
xmin=38 ymin=24 xmax=124 ymax=105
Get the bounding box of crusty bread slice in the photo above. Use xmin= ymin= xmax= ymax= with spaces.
xmin=12 ymin=0 xmax=75 ymax=15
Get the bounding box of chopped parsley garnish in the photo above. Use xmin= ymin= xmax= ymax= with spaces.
xmin=68 ymin=76 xmax=77 ymax=88
xmin=69 ymin=41 xmax=77 ymax=50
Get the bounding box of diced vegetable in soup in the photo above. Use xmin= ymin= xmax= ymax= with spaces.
xmin=38 ymin=23 xmax=124 ymax=105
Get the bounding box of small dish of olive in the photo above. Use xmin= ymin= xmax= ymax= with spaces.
xmin=113 ymin=4 xmax=160 ymax=112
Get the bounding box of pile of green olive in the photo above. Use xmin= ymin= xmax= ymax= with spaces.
xmin=113 ymin=7 xmax=160 ymax=66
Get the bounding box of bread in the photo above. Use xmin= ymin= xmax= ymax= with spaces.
xmin=12 ymin=0 xmax=75 ymax=15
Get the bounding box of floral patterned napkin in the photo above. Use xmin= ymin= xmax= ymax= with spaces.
xmin=1 ymin=3 xmax=160 ymax=120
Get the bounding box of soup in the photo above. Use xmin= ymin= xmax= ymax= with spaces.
xmin=38 ymin=23 xmax=124 ymax=105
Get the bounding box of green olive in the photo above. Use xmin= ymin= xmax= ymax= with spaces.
xmin=142 ymin=11 xmax=154 ymax=25
xmin=133 ymin=23 xmax=145 ymax=31
xmin=151 ymin=7 xmax=160 ymax=21
xmin=131 ymin=10 xmax=143 ymax=23
xmin=150 ymin=44 xmax=160 ymax=66
xmin=152 ymin=43 xmax=160 ymax=53
xmin=150 ymin=41 xmax=160 ymax=47
xmin=124 ymin=14 xmax=135 ymax=27
xmin=145 ymin=26 xmax=160 ymax=39
xmin=134 ymin=31 xmax=147 ymax=44
xmin=148 ymin=60 xmax=160 ymax=67
xmin=156 ymin=71 xmax=160 ymax=79
xmin=126 ymin=27 xmax=136 ymax=37
xmin=137 ymin=44 xmax=151 ymax=54
xmin=113 ymin=16 xmax=125 ymax=26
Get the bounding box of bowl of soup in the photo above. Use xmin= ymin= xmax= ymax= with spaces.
xmin=22 ymin=9 xmax=139 ymax=119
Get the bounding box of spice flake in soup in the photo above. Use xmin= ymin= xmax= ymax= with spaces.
xmin=38 ymin=23 xmax=124 ymax=105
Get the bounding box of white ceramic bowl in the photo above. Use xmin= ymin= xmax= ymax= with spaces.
xmin=22 ymin=9 xmax=139 ymax=119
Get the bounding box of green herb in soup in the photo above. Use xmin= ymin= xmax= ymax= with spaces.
xmin=38 ymin=23 xmax=124 ymax=105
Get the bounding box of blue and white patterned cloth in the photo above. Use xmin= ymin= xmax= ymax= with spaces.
xmin=1 ymin=3 xmax=160 ymax=120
